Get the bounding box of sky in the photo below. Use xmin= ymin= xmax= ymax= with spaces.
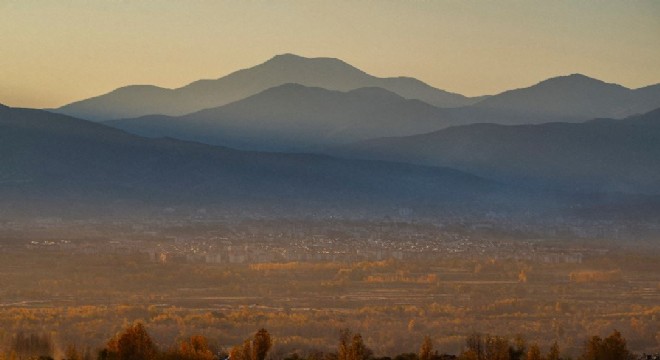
xmin=1 ymin=0 xmax=659 ymax=108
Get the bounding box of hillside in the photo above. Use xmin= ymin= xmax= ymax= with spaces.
xmin=333 ymin=108 xmax=660 ymax=194
xmin=105 ymin=84 xmax=459 ymax=152
xmin=0 ymin=105 xmax=500 ymax=216
xmin=471 ymin=74 xmax=660 ymax=121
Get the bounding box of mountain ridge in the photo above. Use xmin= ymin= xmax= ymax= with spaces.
xmin=54 ymin=54 xmax=477 ymax=121
xmin=104 ymin=83 xmax=457 ymax=152
xmin=330 ymin=108 xmax=660 ymax=195
xmin=1 ymin=105 xmax=506 ymax=217
xmin=472 ymin=73 xmax=659 ymax=119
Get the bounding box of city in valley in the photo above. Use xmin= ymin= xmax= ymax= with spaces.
xmin=1 ymin=215 xmax=658 ymax=358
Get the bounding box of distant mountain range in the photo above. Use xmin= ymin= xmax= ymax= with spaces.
xmin=54 ymin=54 xmax=478 ymax=121
xmin=51 ymin=54 xmax=660 ymax=155
xmin=332 ymin=108 xmax=660 ymax=194
xmin=472 ymin=74 xmax=660 ymax=120
xmin=3 ymin=103 xmax=659 ymax=219
xmin=4 ymin=54 xmax=660 ymax=217
xmin=54 ymin=54 xmax=660 ymax=131
xmin=0 ymin=104 xmax=504 ymax=216
xmin=102 ymin=76 xmax=660 ymax=152
xmin=104 ymin=84 xmax=458 ymax=152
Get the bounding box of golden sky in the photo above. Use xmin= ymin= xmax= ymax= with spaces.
xmin=1 ymin=0 xmax=659 ymax=108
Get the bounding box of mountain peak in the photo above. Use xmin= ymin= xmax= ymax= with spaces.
xmin=260 ymin=53 xmax=361 ymax=76
xmin=55 ymin=54 xmax=478 ymax=120
xmin=270 ymin=53 xmax=307 ymax=61
xmin=265 ymin=53 xmax=348 ymax=66
xmin=537 ymin=73 xmax=625 ymax=89
xmin=565 ymin=73 xmax=595 ymax=80
xmin=472 ymin=72 xmax=645 ymax=119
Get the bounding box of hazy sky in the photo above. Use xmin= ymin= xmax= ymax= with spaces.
xmin=1 ymin=0 xmax=659 ymax=108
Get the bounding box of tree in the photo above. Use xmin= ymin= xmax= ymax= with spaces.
xmin=83 ymin=347 xmax=94 ymax=360
xmin=464 ymin=333 xmax=483 ymax=360
xmin=230 ymin=328 xmax=272 ymax=360
xmin=175 ymin=335 xmax=214 ymax=360
xmin=229 ymin=345 xmax=243 ymax=360
xmin=580 ymin=330 xmax=630 ymax=360
xmin=526 ymin=344 xmax=542 ymax=360
xmin=457 ymin=351 xmax=478 ymax=360
xmin=484 ymin=336 xmax=508 ymax=360
xmin=419 ymin=336 xmax=433 ymax=360
xmin=547 ymin=341 xmax=561 ymax=360
xmin=115 ymin=323 xmax=157 ymax=360
xmin=11 ymin=332 xmax=54 ymax=359
xmin=348 ymin=334 xmax=371 ymax=360
xmin=582 ymin=335 xmax=604 ymax=360
xmin=242 ymin=339 xmax=252 ymax=360
xmin=65 ymin=345 xmax=81 ymax=360
xmin=602 ymin=330 xmax=630 ymax=360
xmin=338 ymin=329 xmax=352 ymax=360
xmin=508 ymin=335 xmax=526 ymax=360
xmin=252 ymin=329 xmax=272 ymax=360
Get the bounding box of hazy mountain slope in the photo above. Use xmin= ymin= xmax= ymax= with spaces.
xmin=0 ymin=105 xmax=500 ymax=213
xmin=633 ymin=84 xmax=660 ymax=113
xmin=334 ymin=109 xmax=660 ymax=194
xmin=54 ymin=54 xmax=476 ymax=121
xmin=105 ymin=84 xmax=459 ymax=152
xmin=471 ymin=74 xmax=660 ymax=121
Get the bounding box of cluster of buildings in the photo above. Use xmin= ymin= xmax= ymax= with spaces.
xmin=9 ymin=211 xmax=658 ymax=265
xmin=15 ymin=225 xmax=586 ymax=265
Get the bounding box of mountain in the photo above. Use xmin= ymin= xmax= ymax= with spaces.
xmin=54 ymin=54 xmax=477 ymax=121
xmin=104 ymin=84 xmax=461 ymax=152
xmin=470 ymin=74 xmax=660 ymax=122
xmin=332 ymin=108 xmax=660 ymax=194
xmin=0 ymin=105 xmax=502 ymax=217
xmin=104 ymin=79 xmax=660 ymax=153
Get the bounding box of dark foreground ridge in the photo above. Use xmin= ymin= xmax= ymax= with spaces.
xmin=0 ymin=105 xmax=504 ymax=217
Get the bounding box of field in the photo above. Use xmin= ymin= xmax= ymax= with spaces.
xmin=0 ymin=234 xmax=658 ymax=358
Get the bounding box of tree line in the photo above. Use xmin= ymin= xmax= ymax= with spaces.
xmin=0 ymin=324 xmax=635 ymax=360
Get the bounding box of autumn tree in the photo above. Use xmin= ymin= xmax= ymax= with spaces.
xmin=547 ymin=341 xmax=561 ymax=360
xmin=348 ymin=334 xmax=371 ymax=360
xmin=242 ymin=339 xmax=252 ymax=360
xmin=419 ymin=336 xmax=432 ymax=360
xmin=229 ymin=339 xmax=252 ymax=360
xmin=338 ymin=329 xmax=352 ymax=360
xmin=252 ymin=329 xmax=272 ymax=360
xmin=230 ymin=329 xmax=272 ymax=360
xmin=484 ymin=336 xmax=508 ymax=360
xmin=508 ymin=335 xmax=526 ymax=360
xmin=336 ymin=330 xmax=371 ymax=360
xmin=83 ymin=347 xmax=94 ymax=360
xmin=580 ymin=330 xmax=630 ymax=360
xmin=104 ymin=323 xmax=157 ymax=360
xmin=65 ymin=345 xmax=81 ymax=360
xmin=229 ymin=345 xmax=244 ymax=360
xmin=602 ymin=330 xmax=630 ymax=360
xmin=167 ymin=335 xmax=214 ymax=360
xmin=457 ymin=351 xmax=477 ymax=360
xmin=582 ymin=335 xmax=604 ymax=360
xmin=463 ymin=333 xmax=483 ymax=360
xmin=526 ymin=344 xmax=542 ymax=360
xmin=11 ymin=332 xmax=54 ymax=359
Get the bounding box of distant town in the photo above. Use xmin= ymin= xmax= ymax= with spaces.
xmin=6 ymin=212 xmax=659 ymax=264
